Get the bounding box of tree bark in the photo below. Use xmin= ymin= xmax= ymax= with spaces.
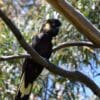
xmin=46 ymin=0 xmax=100 ymax=47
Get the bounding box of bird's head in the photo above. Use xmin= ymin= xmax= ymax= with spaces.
xmin=40 ymin=19 xmax=61 ymax=37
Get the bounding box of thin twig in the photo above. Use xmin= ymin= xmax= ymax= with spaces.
xmin=53 ymin=41 xmax=97 ymax=52
xmin=0 ymin=41 xmax=97 ymax=61
xmin=0 ymin=54 xmax=30 ymax=61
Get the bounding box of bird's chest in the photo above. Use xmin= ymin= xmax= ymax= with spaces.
xmin=34 ymin=39 xmax=52 ymax=58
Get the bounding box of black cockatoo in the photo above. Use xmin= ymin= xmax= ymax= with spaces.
xmin=15 ymin=19 xmax=61 ymax=100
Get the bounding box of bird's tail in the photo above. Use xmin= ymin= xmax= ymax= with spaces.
xmin=15 ymin=73 xmax=33 ymax=100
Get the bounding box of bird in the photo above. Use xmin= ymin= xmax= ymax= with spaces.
xmin=15 ymin=19 xmax=61 ymax=100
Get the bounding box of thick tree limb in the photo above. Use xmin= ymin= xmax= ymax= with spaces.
xmin=0 ymin=9 xmax=100 ymax=97
xmin=0 ymin=41 xmax=97 ymax=61
xmin=46 ymin=0 xmax=100 ymax=47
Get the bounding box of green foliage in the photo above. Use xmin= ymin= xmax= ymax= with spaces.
xmin=0 ymin=0 xmax=99 ymax=99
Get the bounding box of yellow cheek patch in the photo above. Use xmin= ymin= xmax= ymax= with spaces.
xmin=44 ymin=23 xmax=51 ymax=31
xmin=19 ymin=74 xmax=32 ymax=98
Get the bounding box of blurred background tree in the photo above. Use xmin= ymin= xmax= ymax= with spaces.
xmin=0 ymin=0 xmax=100 ymax=99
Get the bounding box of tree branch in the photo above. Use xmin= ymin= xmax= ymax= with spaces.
xmin=53 ymin=41 xmax=97 ymax=52
xmin=46 ymin=0 xmax=100 ymax=47
xmin=0 ymin=9 xmax=100 ymax=97
xmin=0 ymin=54 xmax=30 ymax=61
xmin=0 ymin=41 xmax=97 ymax=61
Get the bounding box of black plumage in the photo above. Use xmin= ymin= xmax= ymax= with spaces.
xmin=15 ymin=19 xmax=61 ymax=100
